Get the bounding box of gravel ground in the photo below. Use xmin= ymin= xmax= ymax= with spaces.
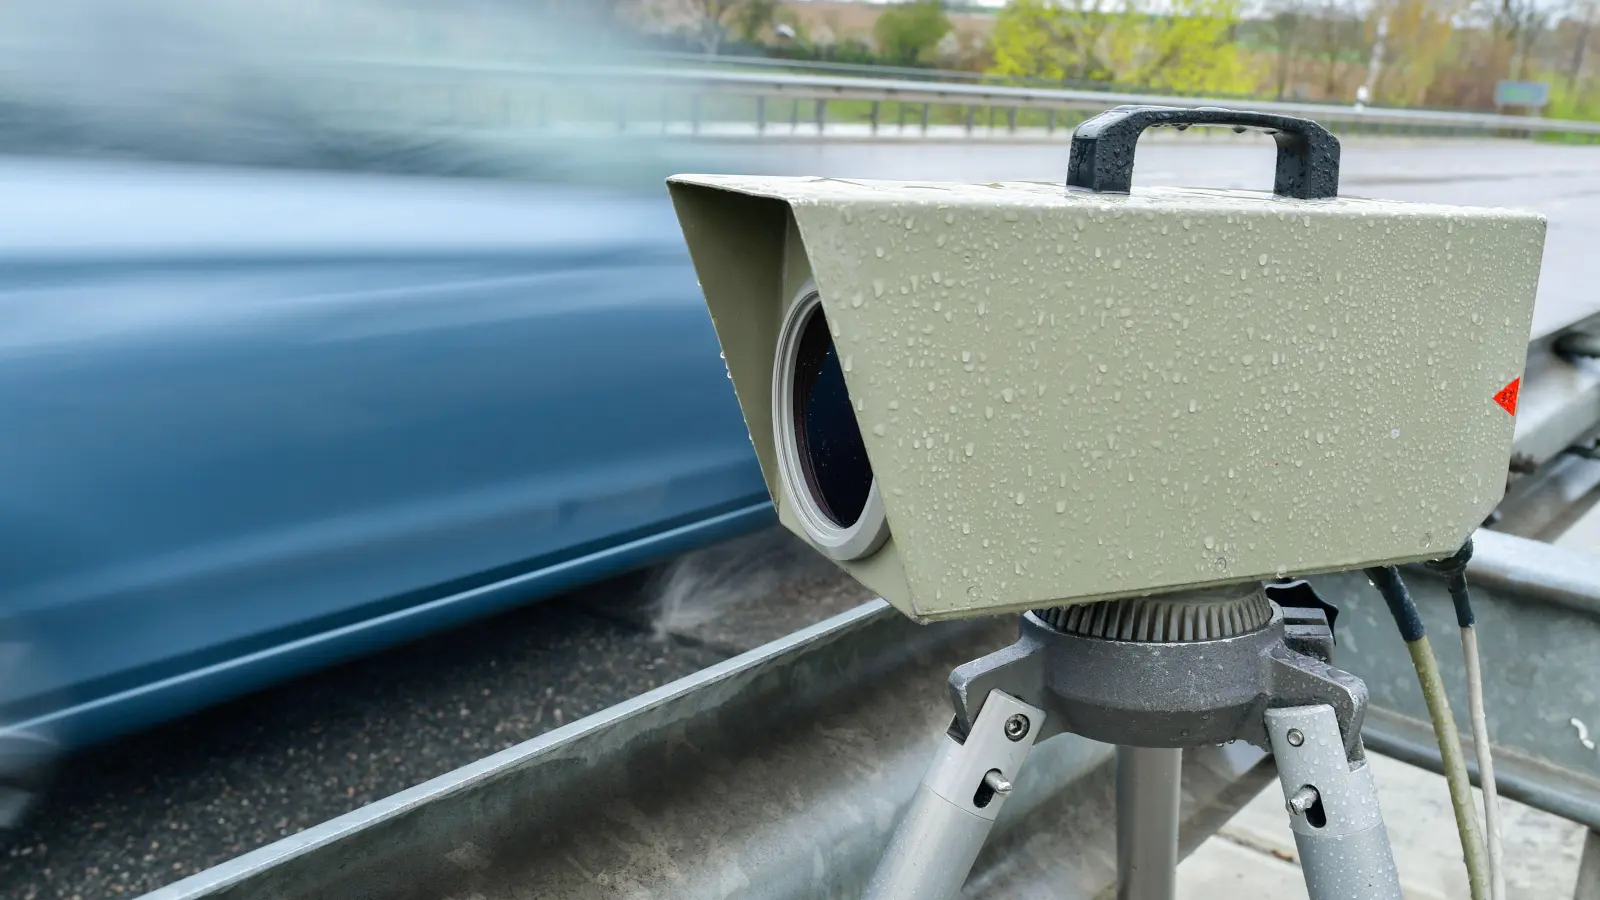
xmin=0 ymin=528 xmax=864 ymax=900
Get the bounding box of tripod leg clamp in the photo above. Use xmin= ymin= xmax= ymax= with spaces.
xmin=1266 ymin=705 xmax=1403 ymax=900
xmin=864 ymin=690 xmax=1045 ymax=900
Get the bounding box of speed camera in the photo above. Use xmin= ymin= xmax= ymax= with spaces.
xmin=667 ymin=113 xmax=1544 ymax=623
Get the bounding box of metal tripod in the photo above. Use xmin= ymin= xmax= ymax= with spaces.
xmin=863 ymin=581 xmax=1403 ymax=900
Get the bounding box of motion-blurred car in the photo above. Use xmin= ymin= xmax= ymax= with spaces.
xmin=0 ymin=159 xmax=770 ymax=812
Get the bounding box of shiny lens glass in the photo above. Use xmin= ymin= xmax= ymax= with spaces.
xmin=791 ymin=305 xmax=873 ymax=527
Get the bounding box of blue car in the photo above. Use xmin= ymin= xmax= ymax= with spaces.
xmin=0 ymin=159 xmax=770 ymax=767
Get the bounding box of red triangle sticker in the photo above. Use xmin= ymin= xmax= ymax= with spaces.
xmin=1493 ymin=378 xmax=1521 ymax=416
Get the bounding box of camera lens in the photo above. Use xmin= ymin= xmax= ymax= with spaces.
xmin=791 ymin=306 xmax=874 ymax=527
xmin=772 ymin=283 xmax=889 ymax=561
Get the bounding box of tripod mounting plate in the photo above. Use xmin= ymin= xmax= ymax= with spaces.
xmin=948 ymin=596 xmax=1367 ymax=757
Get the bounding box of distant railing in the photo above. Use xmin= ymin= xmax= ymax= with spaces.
xmin=630 ymin=50 xmax=1267 ymax=98
xmin=632 ymin=50 xmax=1039 ymax=86
xmin=316 ymin=59 xmax=1600 ymax=141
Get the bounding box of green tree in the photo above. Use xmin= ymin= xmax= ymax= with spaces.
xmin=874 ymin=1 xmax=954 ymax=66
xmin=1125 ymin=0 xmax=1255 ymax=94
xmin=989 ymin=0 xmax=1121 ymax=83
xmin=989 ymin=0 xmax=1254 ymax=93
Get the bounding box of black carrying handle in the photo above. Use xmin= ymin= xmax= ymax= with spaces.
xmin=1067 ymin=105 xmax=1341 ymax=200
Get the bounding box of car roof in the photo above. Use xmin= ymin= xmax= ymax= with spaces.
xmin=0 ymin=156 xmax=683 ymax=261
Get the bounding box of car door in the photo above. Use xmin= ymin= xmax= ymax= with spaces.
xmin=0 ymin=174 xmax=767 ymax=746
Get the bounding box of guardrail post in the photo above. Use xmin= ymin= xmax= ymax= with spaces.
xmin=791 ymin=99 xmax=800 ymax=133
xmin=897 ymin=102 xmax=907 ymax=132
xmin=870 ymin=100 xmax=880 ymax=135
xmin=756 ymin=96 xmax=766 ymax=134
xmin=965 ymin=104 xmax=975 ymax=135
xmin=988 ymin=105 xmax=996 ymax=135
xmin=1048 ymin=108 xmax=1056 ymax=135
xmin=816 ymin=99 xmax=828 ymax=136
xmin=921 ymin=103 xmax=930 ymax=135
xmin=1007 ymin=106 xmax=1017 ymax=134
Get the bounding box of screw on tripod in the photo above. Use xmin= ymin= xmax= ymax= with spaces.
xmin=1287 ymin=785 xmax=1320 ymax=816
xmin=1004 ymin=714 xmax=1030 ymax=741
xmin=861 ymin=691 xmax=1045 ymax=899
xmin=1287 ymin=728 xmax=1306 ymax=747
xmin=982 ymin=770 xmax=1013 ymax=795
xmin=1285 ymin=784 xmax=1329 ymax=829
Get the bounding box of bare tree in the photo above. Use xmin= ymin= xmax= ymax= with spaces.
xmin=1480 ymin=0 xmax=1551 ymax=78
xmin=1265 ymin=0 xmax=1312 ymax=99
xmin=1306 ymin=0 xmax=1365 ymax=98
xmin=1570 ymin=0 xmax=1598 ymax=84
xmin=731 ymin=0 xmax=777 ymax=43
xmin=683 ymin=0 xmax=743 ymax=55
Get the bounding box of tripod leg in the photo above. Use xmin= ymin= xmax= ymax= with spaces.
xmin=1265 ymin=705 xmax=1403 ymax=900
xmin=864 ymin=690 xmax=1045 ymax=900
xmin=1117 ymin=746 xmax=1182 ymax=900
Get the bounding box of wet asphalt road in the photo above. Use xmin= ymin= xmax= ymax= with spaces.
xmin=0 ymin=529 xmax=869 ymax=900
xmin=1 ymin=582 xmax=721 ymax=900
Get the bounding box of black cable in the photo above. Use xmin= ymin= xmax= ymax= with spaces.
xmin=1364 ymin=564 xmax=1425 ymax=642
xmin=1426 ymin=537 xmax=1476 ymax=628
xmin=1366 ymin=562 xmax=1489 ymax=899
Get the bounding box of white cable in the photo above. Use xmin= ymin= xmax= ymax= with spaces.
xmin=1461 ymin=625 xmax=1506 ymax=900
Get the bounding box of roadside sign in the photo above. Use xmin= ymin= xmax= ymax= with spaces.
xmin=1495 ymin=80 xmax=1550 ymax=109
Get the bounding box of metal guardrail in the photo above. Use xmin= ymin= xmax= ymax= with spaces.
xmin=138 ymin=603 xmax=1274 ymax=900
xmin=636 ymin=49 xmax=1011 ymax=84
xmin=1315 ymin=529 xmax=1600 ymax=833
xmin=139 ymin=527 xmax=1600 ymax=900
xmin=336 ymin=59 xmax=1600 ymax=140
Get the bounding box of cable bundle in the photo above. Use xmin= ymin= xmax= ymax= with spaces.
xmin=1366 ymin=537 xmax=1504 ymax=900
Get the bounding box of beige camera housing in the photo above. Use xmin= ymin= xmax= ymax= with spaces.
xmin=668 ymin=174 xmax=1544 ymax=622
